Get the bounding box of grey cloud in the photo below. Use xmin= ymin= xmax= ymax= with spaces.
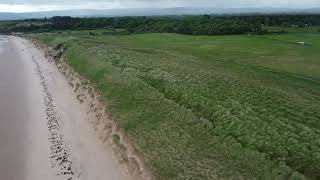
xmin=0 ymin=0 xmax=320 ymax=12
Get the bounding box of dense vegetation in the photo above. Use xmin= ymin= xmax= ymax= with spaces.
xmin=29 ymin=26 xmax=320 ymax=179
xmin=2 ymin=14 xmax=320 ymax=35
xmin=0 ymin=19 xmax=47 ymax=33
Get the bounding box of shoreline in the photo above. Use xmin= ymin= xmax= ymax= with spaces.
xmin=26 ymin=36 xmax=155 ymax=180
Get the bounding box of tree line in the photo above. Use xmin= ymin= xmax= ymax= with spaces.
xmin=1 ymin=14 xmax=320 ymax=35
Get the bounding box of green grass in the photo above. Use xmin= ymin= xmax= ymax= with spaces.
xmin=264 ymin=26 xmax=320 ymax=34
xmin=30 ymin=28 xmax=320 ymax=179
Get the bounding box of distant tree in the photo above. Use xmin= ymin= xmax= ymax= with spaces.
xmin=51 ymin=16 xmax=73 ymax=29
xmin=2 ymin=14 xmax=320 ymax=35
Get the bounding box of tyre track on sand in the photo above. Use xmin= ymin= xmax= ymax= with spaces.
xmin=23 ymin=41 xmax=79 ymax=180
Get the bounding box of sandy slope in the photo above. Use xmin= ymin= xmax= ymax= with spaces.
xmin=0 ymin=36 xmax=133 ymax=180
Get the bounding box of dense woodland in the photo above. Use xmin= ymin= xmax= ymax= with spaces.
xmin=1 ymin=14 xmax=320 ymax=35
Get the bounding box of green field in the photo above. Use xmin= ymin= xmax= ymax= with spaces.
xmin=30 ymin=28 xmax=320 ymax=179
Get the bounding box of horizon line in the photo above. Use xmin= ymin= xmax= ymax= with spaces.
xmin=0 ymin=6 xmax=319 ymax=14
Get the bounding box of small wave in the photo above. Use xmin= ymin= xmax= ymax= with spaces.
xmin=0 ymin=36 xmax=8 ymax=43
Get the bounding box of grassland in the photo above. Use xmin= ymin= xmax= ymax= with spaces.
xmin=30 ymin=27 xmax=320 ymax=179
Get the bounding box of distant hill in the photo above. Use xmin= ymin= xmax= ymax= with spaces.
xmin=301 ymin=8 xmax=320 ymax=14
xmin=0 ymin=7 xmax=320 ymax=20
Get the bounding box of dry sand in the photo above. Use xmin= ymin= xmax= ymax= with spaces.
xmin=0 ymin=35 xmax=136 ymax=180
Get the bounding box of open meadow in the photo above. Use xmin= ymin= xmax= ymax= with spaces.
xmin=31 ymin=27 xmax=320 ymax=179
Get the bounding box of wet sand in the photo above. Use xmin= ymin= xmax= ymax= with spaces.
xmin=0 ymin=36 xmax=29 ymax=180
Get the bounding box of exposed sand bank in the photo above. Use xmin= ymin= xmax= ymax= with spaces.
xmin=0 ymin=35 xmax=141 ymax=180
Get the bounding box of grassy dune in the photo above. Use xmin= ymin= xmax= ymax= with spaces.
xmin=31 ymin=28 xmax=320 ymax=179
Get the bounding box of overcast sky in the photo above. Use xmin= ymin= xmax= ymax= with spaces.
xmin=0 ymin=0 xmax=320 ymax=13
